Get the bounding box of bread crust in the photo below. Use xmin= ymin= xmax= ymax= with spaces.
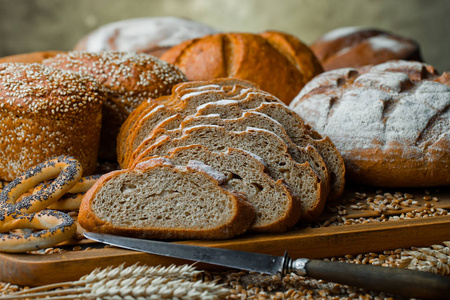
xmin=78 ymin=160 xmax=255 ymax=239
xmin=311 ymin=27 xmax=423 ymax=71
xmin=0 ymin=51 xmax=62 ymax=64
xmin=0 ymin=63 xmax=106 ymax=181
xmin=290 ymin=60 xmax=449 ymax=187
xmin=160 ymin=31 xmax=323 ymax=104
xmin=73 ymin=17 xmax=218 ymax=57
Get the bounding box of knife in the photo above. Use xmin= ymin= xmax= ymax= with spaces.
xmin=84 ymin=232 xmax=450 ymax=299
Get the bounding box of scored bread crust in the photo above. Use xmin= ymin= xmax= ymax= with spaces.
xmin=290 ymin=60 xmax=449 ymax=187
xmin=310 ymin=27 xmax=423 ymax=71
xmin=78 ymin=158 xmax=255 ymax=239
xmin=160 ymin=31 xmax=323 ymax=104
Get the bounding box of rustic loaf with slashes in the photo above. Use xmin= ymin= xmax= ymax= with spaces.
xmin=43 ymin=51 xmax=187 ymax=160
xmin=0 ymin=63 xmax=107 ymax=181
xmin=160 ymin=31 xmax=323 ymax=104
xmin=78 ymin=158 xmax=255 ymax=239
xmin=290 ymin=60 xmax=449 ymax=187
xmin=310 ymin=27 xmax=423 ymax=71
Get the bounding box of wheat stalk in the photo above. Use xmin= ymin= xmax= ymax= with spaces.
xmin=1 ymin=263 xmax=229 ymax=300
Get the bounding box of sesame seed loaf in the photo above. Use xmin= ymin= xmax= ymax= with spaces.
xmin=42 ymin=51 xmax=187 ymax=161
xmin=290 ymin=60 xmax=450 ymax=187
xmin=147 ymin=145 xmax=301 ymax=232
xmin=78 ymin=157 xmax=255 ymax=240
xmin=310 ymin=27 xmax=423 ymax=71
xmin=130 ymin=111 xmax=330 ymax=200
xmin=73 ymin=17 xmax=218 ymax=57
xmin=160 ymin=31 xmax=323 ymax=104
xmin=132 ymin=125 xmax=324 ymax=222
xmin=0 ymin=63 xmax=107 ymax=181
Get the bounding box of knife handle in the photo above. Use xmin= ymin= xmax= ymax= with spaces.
xmin=292 ymin=259 xmax=450 ymax=299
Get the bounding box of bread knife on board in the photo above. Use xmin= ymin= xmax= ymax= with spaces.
xmin=84 ymin=232 xmax=450 ymax=299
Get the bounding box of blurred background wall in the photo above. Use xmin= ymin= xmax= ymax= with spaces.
xmin=0 ymin=0 xmax=449 ymax=71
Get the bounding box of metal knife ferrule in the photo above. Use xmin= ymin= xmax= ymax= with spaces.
xmin=281 ymin=251 xmax=308 ymax=276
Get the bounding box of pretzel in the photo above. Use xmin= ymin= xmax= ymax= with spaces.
xmin=0 ymin=156 xmax=83 ymax=253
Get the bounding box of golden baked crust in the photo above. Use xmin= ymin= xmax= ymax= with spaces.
xmin=311 ymin=27 xmax=423 ymax=71
xmin=160 ymin=31 xmax=323 ymax=105
xmin=0 ymin=51 xmax=63 ymax=64
xmin=290 ymin=60 xmax=449 ymax=187
xmin=43 ymin=51 xmax=187 ymax=160
xmin=0 ymin=63 xmax=107 ymax=181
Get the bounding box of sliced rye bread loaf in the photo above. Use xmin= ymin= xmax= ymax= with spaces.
xmin=131 ymin=125 xmax=324 ymax=222
xmin=78 ymin=157 xmax=255 ymax=239
xmin=143 ymin=145 xmax=301 ymax=232
xmin=129 ymin=111 xmax=330 ymax=199
xmin=120 ymin=86 xmax=281 ymax=167
xmin=117 ymin=80 xmax=261 ymax=166
xmin=195 ymin=101 xmax=346 ymax=200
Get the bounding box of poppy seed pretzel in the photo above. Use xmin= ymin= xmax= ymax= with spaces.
xmin=0 ymin=156 xmax=82 ymax=252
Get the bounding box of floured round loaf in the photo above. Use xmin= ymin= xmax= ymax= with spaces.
xmin=160 ymin=31 xmax=323 ymax=104
xmin=0 ymin=63 xmax=107 ymax=181
xmin=290 ymin=60 xmax=449 ymax=187
xmin=43 ymin=51 xmax=187 ymax=160
xmin=74 ymin=17 xmax=218 ymax=57
xmin=311 ymin=27 xmax=423 ymax=71
xmin=78 ymin=158 xmax=255 ymax=239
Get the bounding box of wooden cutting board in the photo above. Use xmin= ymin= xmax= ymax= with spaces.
xmin=0 ymin=186 xmax=449 ymax=286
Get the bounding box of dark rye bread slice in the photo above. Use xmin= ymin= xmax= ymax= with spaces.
xmin=195 ymin=101 xmax=346 ymax=200
xmin=78 ymin=158 xmax=255 ymax=240
xmin=144 ymin=145 xmax=301 ymax=232
xmin=120 ymin=87 xmax=281 ymax=167
xmin=132 ymin=125 xmax=325 ymax=222
xmin=129 ymin=111 xmax=330 ymax=199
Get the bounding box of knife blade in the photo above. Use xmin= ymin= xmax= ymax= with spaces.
xmin=85 ymin=232 xmax=450 ymax=299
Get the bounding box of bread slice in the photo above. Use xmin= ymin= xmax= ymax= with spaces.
xmin=193 ymin=100 xmax=345 ymax=200
xmin=132 ymin=125 xmax=324 ymax=222
xmin=129 ymin=111 xmax=330 ymax=199
xmin=154 ymin=145 xmax=300 ymax=232
xmin=78 ymin=158 xmax=255 ymax=239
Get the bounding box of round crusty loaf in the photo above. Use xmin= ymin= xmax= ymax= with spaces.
xmin=43 ymin=51 xmax=187 ymax=161
xmin=0 ymin=63 xmax=107 ymax=181
xmin=0 ymin=51 xmax=62 ymax=64
xmin=74 ymin=17 xmax=218 ymax=58
xmin=310 ymin=27 xmax=423 ymax=71
xmin=160 ymin=31 xmax=323 ymax=105
xmin=290 ymin=60 xmax=449 ymax=187
xmin=78 ymin=157 xmax=255 ymax=240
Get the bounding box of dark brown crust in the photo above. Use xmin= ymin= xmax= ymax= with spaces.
xmin=78 ymin=161 xmax=255 ymax=240
xmin=160 ymin=31 xmax=323 ymax=105
xmin=311 ymin=28 xmax=423 ymax=71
